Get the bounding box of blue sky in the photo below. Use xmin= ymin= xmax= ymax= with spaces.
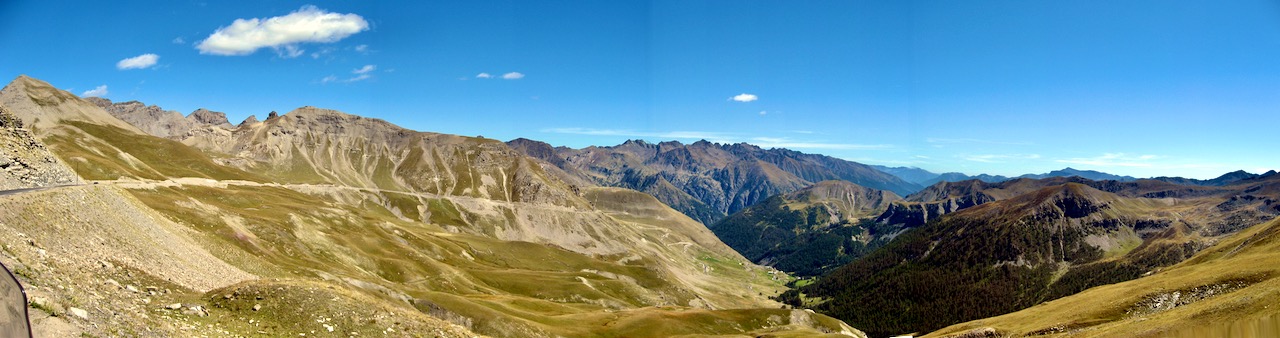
xmin=2 ymin=1 xmax=1278 ymax=179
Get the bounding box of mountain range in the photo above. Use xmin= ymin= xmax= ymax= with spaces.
xmin=0 ymin=75 xmax=865 ymax=337
xmin=507 ymin=138 xmax=921 ymax=225
xmin=868 ymin=165 xmax=1273 ymax=188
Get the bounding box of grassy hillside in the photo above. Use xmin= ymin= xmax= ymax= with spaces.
xmin=710 ymin=181 xmax=902 ymax=276
xmin=44 ymin=121 xmax=265 ymax=182
xmin=781 ymin=183 xmax=1251 ymax=337
xmin=928 ymin=216 xmax=1280 ymax=337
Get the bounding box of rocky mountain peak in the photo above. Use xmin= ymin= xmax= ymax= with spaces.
xmin=5 ymin=75 xmax=80 ymax=108
xmin=188 ymin=108 xmax=233 ymax=128
xmin=0 ymin=75 xmax=144 ymax=134
xmin=238 ymin=115 xmax=259 ymax=127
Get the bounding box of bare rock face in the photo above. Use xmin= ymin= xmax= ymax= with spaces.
xmin=0 ymin=106 xmax=82 ymax=189
xmin=237 ymin=115 xmax=259 ymax=128
xmin=87 ymin=97 xmax=195 ymax=138
xmin=188 ymin=108 xmax=233 ymax=128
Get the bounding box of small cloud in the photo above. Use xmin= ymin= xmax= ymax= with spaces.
xmin=82 ymin=85 xmax=108 ymax=97
xmin=117 ymin=54 xmax=159 ymax=70
xmin=731 ymin=93 xmax=758 ymax=102
xmin=1056 ymin=153 xmax=1158 ymax=168
xmin=963 ymin=154 xmax=1041 ymax=163
xmin=309 ymin=46 xmax=337 ymax=59
xmin=348 ymin=74 xmax=372 ymax=82
xmin=476 ymin=73 xmax=492 ymax=79
xmin=320 ymin=64 xmax=377 ymax=84
xmin=196 ymin=5 xmax=369 ymax=56
xmin=927 ymin=138 xmax=1033 ymax=146
xmin=353 ymin=44 xmax=368 ymax=53
xmin=502 ymin=72 xmax=525 ymax=80
xmin=172 ymin=37 xmax=185 ymax=44
xmin=758 ymin=111 xmax=768 ymax=116
xmin=748 ymin=137 xmax=891 ymax=150
xmin=277 ymin=45 xmax=304 ymax=58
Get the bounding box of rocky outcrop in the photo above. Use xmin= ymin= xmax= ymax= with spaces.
xmin=0 ymin=106 xmax=81 ymax=189
xmin=87 ymin=98 xmax=193 ymax=138
xmin=237 ymin=115 xmax=259 ymax=128
xmin=188 ymin=108 xmax=233 ymax=128
xmin=87 ymin=98 xmax=236 ymax=138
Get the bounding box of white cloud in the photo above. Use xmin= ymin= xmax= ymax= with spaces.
xmin=926 ymin=138 xmax=1034 ymax=146
xmin=759 ymin=111 xmax=767 ymax=116
xmin=277 ymin=45 xmax=304 ymax=58
xmin=81 ymin=85 xmax=108 ymax=97
xmin=731 ymin=93 xmax=758 ymax=102
xmin=197 ymin=5 xmax=369 ymax=56
xmin=748 ymin=137 xmax=891 ymax=150
xmin=963 ymin=154 xmax=1042 ymax=163
xmin=353 ymin=44 xmax=368 ymax=53
xmin=172 ymin=37 xmax=185 ymax=44
xmin=116 ymin=54 xmax=159 ymax=70
xmin=502 ymin=72 xmax=525 ymax=80
xmin=320 ymin=64 xmax=378 ymax=84
xmin=309 ymin=46 xmax=336 ymax=59
xmin=1056 ymin=153 xmax=1158 ymax=167
xmin=476 ymin=73 xmax=492 ymax=79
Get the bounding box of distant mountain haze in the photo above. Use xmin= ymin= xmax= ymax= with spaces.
xmin=872 ymin=164 xmax=1267 ymax=188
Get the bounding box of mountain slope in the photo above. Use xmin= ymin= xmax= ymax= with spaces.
xmin=784 ymin=177 xmax=1280 ymax=337
xmin=0 ymin=106 xmax=80 ymax=189
xmin=508 ymin=138 xmax=920 ymax=225
xmin=0 ymin=75 xmax=865 ymax=337
xmin=929 ymin=215 xmax=1280 ymax=337
xmin=709 ymin=180 xmax=902 ymax=276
